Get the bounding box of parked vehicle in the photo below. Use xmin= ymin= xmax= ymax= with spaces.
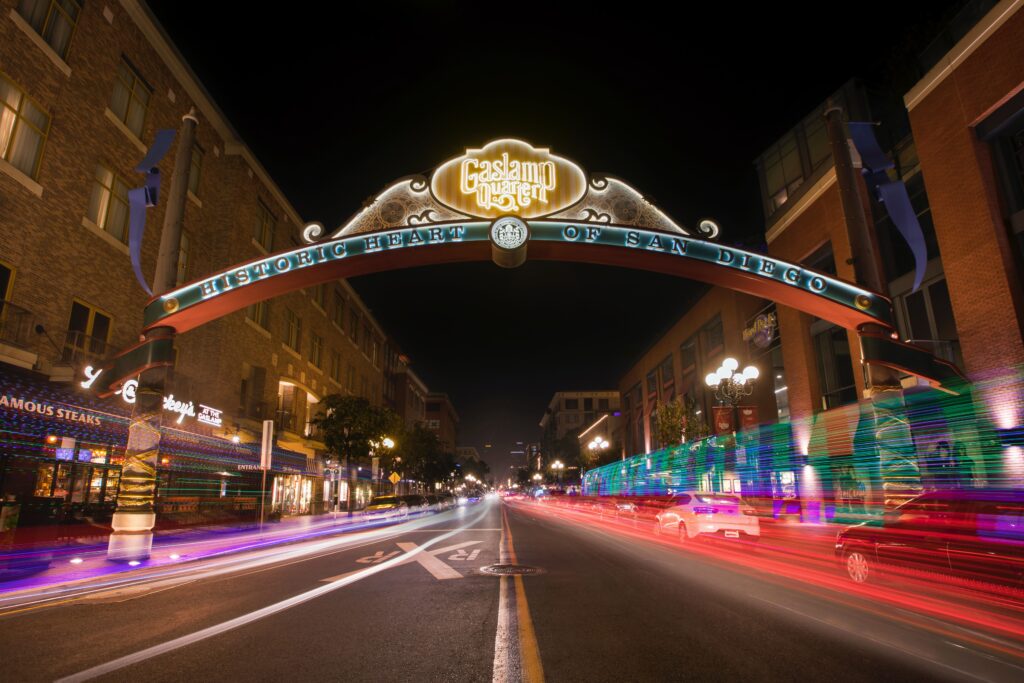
xmin=363 ymin=495 xmax=408 ymax=518
xmin=653 ymin=492 xmax=760 ymax=543
xmin=835 ymin=489 xmax=1024 ymax=588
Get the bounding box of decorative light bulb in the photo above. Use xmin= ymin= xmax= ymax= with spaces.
xmin=717 ymin=366 xmax=732 ymax=380
xmin=705 ymin=373 xmax=719 ymax=387
xmin=723 ymin=358 xmax=739 ymax=371
xmin=743 ymin=366 xmax=760 ymax=380
xmin=733 ymin=373 xmax=746 ymax=385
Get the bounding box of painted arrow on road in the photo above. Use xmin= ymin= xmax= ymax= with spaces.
xmin=321 ymin=540 xmax=483 ymax=583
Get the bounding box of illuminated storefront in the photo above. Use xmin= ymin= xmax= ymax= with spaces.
xmin=0 ymin=368 xmax=325 ymax=529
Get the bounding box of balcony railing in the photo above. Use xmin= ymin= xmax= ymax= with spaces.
xmin=0 ymin=300 xmax=35 ymax=349
xmin=906 ymin=339 xmax=962 ymax=367
xmin=61 ymin=329 xmax=112 ymax=366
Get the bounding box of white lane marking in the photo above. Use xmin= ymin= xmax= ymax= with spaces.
xmin=317 ymin=540 xmax=483 ymax=583
xmin=449 ymin=549 xmax=481 ymax=561
xmin=356 ymin=550 xmax=402 ymax=564
xmin=56 ymin=509 xmax=490 ymax=683
xmin=492 ymin=510 xmax=520 ymax=683
xmin=396 ymin=542 xmax=464 ymax=580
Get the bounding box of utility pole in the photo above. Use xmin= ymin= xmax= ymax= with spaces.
xmin=108 ymin=109 xmax=198 ymax=561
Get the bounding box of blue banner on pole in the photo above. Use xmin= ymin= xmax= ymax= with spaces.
xmin=848 ymin=122 xmax=928 ymax=292
xmin=127 ymin=129 xmax=176 ymax=295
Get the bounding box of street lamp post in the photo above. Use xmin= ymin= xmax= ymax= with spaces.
xmin=704 ymin=357 xmax=759 ymax=493
xmin=550 ymin=460 xmax=564 ymax=489
xmin=587 ymin=437 xmax=610 ymax=462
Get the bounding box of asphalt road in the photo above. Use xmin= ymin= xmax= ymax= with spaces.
xmin=1 ymin=499 xmax=1022 ymax=682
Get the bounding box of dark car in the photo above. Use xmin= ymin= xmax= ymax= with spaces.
xmin=835 ymin=489 xmax=1024 ymax=589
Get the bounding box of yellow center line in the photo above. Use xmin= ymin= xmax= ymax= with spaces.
xmin=502 ymin=506 xmax=545 ymax=683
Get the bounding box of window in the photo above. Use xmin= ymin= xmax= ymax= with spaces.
xmin=598 ymin=398 xmax=609 ymax=411
xmin=246 ymin=300 xmax=268 ymax=329
xmin=176 ymin=232 xmax=190 ymax=286
xmin=63 ymin=300 xmax=111 ymax=363
xmin=371 ymin=338 xmax=379 ymax=367
xmin=313 ymin=283 xmax=326 ymax=310
xmin=330 ymin=350 xmax=341 ymax=382
xmin=17 ymin=0 xmax=81 ymax=60
xmin=310 ymin=334 xmax=322 ymax=368
xmin=896 ymin=277 xmax=961 ymax=366
xmin=0 ymin=74 xmax=50 ymax=179
xmin=240 ymin=364 xmax=266 ymax=419
xmin=188 ymin=145 xmax=203 ymax=196
xmin=564 ymin=398 xmax=578 ymax=410
xmin=109 ymin=58 xmax=150 ymax=138
xmin=346 ymin=364 xmax=356 ymax=393
xmin=703 ymin=316 xmax=724 ymax=357
xmin=332 ymin=289 xmax=345 ymax=329
xmin=646 ymin=370 xmax=659 ymax=405
xmin=583 ymin=397 xmax=593 ymax=411
xmin=0 ymin=262 xmax=12 ymax=301
xmin=253 ymin=200 xmax=274 ymax=251
xmin=284 ymin=309 xmax=301 ymax=352
xmin=813 ymin=324 xmax=857 ymax=410
xmin=85 ymin=164 xmax=130 ymax=243
xmin=762 ymin=132 xmax=804 ymax=214
xmin=659 ymin=355 xmax=675 ymax=402
xmin=349 ymin=309 xmax=360 ymax=340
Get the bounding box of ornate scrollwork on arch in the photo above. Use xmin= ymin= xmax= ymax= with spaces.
xmin=550 ymin=175 xmax=704 ymax=237
xmin=306 ymin=175 xmax=464 ymax=242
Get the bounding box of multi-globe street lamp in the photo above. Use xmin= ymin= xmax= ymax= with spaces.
xmin=704 ymin=357 xmax=759 ymax=406
xmin=550 ymin=460 xmax=564 ymax=489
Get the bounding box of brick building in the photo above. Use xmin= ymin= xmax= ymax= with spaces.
xmin=424 ymin=392 xmax=458 ymax=454
xmin=607 ymin=0 xmax=1024 ymax=507
xmin=0 ymin=0 xmax=400 ymax=524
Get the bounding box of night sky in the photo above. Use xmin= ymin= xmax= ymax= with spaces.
xmin=149 ymin=0 xmax=962 ymax=475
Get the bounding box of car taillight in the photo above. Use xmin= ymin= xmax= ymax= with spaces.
xmin=742 ymin=508 xmax=756 ymax=516
xmin=693 ymin=506 xmax=717 ymax=515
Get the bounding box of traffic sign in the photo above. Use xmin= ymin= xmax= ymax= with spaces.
xmin=388 ymin=472 xmax=401 ymax=485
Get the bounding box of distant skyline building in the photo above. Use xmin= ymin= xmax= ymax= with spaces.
xmin=425 ymin=393 xmax=459 ymax=453
xmin=539 ymin=391 xmax=621 ymax=442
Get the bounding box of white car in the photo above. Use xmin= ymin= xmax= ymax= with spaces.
xmin=654 ymin=491 xmax=760 ymax=543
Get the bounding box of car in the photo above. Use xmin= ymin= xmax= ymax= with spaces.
xmin=835 ymin=489 xmax=1024 ymax=588
xmin=653 ymin=491 xmax=760 ymax=543
xmin=363 ymin=495 xmax=408 ymax=518
xmin=401 ymin=494 xmax=430 ymax=513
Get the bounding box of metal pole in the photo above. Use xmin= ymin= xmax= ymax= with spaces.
xmin=259 ymin=467 xmax=267 ymax=532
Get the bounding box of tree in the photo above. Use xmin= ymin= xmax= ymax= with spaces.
xmin=655 ymin=395 xmax=709 ymax=448
xmin=312 ymin=395 xmax=402 ymax=510
xmin=682 ymin=395 xmax=709 ymax=444
xmin=655 ymin=396 xmax=686 ymax=448
xmin=398 ymin=424 xmax=452 ymax=489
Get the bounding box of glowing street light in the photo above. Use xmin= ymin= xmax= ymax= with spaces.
xmin=705 ymin=357 xmax=759 ymax=406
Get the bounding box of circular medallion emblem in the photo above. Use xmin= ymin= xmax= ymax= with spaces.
xmin=490 ymin=216 xmax=529 ymax=250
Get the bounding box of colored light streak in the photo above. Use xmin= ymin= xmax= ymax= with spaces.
xmin=508 ymin=498 xmax=1024 ymax=658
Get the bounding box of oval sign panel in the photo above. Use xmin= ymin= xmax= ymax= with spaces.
xmin=431 ymin=139 xmax=587 ymax=219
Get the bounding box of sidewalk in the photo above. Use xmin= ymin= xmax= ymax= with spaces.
xmin=0 ymin=509 xmax=404 ymax=595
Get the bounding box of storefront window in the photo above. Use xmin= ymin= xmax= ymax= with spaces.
xmin=34 ymin=464 xmax=54 ymax=497
xmin=103 ymin=470 xmax=120 ymax=503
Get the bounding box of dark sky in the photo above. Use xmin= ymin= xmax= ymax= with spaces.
xmin=149 ymin=0 xmax=963 ymax=476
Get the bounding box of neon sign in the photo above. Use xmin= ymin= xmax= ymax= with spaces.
xmin=431 ymin=139 xmax=587 ymax=219
xmin=460 ymin=154 xmax=556 ymax=213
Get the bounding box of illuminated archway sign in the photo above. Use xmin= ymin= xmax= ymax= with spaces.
xmin=89 ymin=138 xmax=962 ymax=397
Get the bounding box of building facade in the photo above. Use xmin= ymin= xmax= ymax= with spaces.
xmin=424 ymin=392 xmax=458 ymax=453
xmin=604 ymin=0 xmax=1024 ymax=511
xmin=0 ymin=0 xmax=400 ymax=530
